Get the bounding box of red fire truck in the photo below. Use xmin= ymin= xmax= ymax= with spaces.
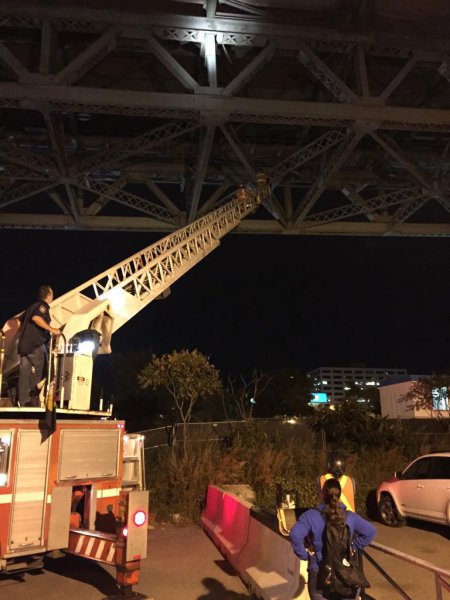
xmin=0 ymin=179 xmax=265 ymax=596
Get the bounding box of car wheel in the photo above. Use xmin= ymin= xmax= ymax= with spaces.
xmin=378 ymin=494 xmax=406 ymax=527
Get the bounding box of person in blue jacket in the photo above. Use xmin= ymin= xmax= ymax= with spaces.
xmin=290 ymin=477 xmax=376 ymax=600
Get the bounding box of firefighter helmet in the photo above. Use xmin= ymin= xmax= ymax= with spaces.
xmin=327 ymin=453 xmax=346 ymax=478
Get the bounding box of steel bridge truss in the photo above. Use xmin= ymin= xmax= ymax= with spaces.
xmin=0 ymin=1 xmax=449 ymax=236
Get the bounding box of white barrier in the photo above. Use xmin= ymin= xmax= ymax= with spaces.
xmin=202 ymin=485 xmax=310 ymax=600
xmin=235 ymin=514 xmax=309 ymax=600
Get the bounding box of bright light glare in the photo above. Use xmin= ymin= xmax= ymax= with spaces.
xmin=133 ymin=510 xmax=147 ymax=527
xmin=0 ymin=473 xmax=7 ymax=486
xmin=122 ymin=526 xmax=128 ymax=537
xmin=322 ymin=380 xmax=328 ymax=384
xmin=77 ymin=340 xmax=95 ymax=355
xmin=0 ymin=435 xmax=11 ymax=445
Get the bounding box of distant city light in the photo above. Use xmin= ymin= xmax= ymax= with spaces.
xmin=310 ymin=392 xmax=328 ymax=404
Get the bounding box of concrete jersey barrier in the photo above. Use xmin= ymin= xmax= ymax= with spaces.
xmin=202 ymin=485 xmax=310 ymax=600
xmin=201 ymin=485 xmax=224 ymax=543
xmin=214 ymin=491 xmax=252 ymax=569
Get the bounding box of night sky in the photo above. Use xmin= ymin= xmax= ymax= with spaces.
xmin=1 ymin=229 xmax=449 ymax=376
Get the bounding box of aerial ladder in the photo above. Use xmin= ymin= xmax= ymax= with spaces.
xmin=0 ymin=175 xmax=268 ymax=595
xmin=1 ymin=173 xmax=269 ymax=409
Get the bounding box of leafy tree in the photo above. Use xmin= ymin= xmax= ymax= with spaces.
xmin=138 ymin=349 xmax=222 ymax=452
xmin=405 ymin=373 xmax=450 ymax=431
xmin=310 ymin=400 xmax=406 ymax=452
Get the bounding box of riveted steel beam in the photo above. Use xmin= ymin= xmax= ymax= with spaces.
xmin=3 ymin=83 xmax=450 ymax=132
xmin=0 ymin=5 xmax=449 ymax=58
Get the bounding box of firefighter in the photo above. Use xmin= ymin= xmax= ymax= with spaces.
xmin=17 ymin=285 xmax=60 ymax=406
xmin=318 ymin=452 xmax=356 ymax=512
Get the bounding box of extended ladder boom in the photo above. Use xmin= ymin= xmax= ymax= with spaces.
xmin=2 ymin=177 xmax=267 ymax=374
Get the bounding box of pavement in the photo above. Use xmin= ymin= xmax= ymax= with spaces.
xmin=0 ymin=518 xmax=448 ymax=600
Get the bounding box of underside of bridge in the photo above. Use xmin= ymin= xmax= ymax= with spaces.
xmin=0 ymin=0 xmax=449 ymax=236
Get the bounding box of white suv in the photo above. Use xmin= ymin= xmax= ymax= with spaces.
xmin=376 ymin=452 xmax=450 ymax=527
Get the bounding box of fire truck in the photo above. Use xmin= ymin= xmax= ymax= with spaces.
xmin=0 ymin=176 xmax=267 ymax=596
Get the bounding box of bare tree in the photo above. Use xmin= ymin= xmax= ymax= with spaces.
xmin=227 ymin=369 xmax=272 ymax=421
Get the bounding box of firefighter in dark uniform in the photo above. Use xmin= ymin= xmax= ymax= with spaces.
xmin=17 ymin=285 xmax=60 ymax=406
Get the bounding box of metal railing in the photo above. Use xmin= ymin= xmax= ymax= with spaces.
xmin=365 ymin=541 xmax=450 ymax=600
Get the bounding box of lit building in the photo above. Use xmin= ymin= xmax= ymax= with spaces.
xmin=307 ymin=366 xmax=408 ymax=404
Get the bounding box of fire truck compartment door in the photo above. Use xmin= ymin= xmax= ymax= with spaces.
xmin=9 ymin=431 xmax=50 ymax=552
xmin=47 ymin=486 xmax=72 ymax=550
xmin=58 ymin=429 xmax=120 ymax=481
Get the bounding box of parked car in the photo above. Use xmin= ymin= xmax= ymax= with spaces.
xmin=376 ymin=452 xmax=450 ymax=527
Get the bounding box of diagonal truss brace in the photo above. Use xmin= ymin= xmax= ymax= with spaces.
xmin=219 ymin=123 xmax=286 ymax=222
xmin=291 ymin=129 xmax=364 ymax=225
xmin=371 ymin=132 xmax=450 ymax=213
xmin=297 ymin=42 xmax=358 ymax=103
xmin=0 ymin=164 xmax=54 ymax=180
xmin=0 ymin=140 xmax=57 ymax=176
xmin=304 ymin=187 xmax=429 ymax=225
xmin=224 ymin=41 xmax=278 ymax=96
xmin=0 ymin=41 xmax=31 ymax=80
xmin=189 ymin=124 xmax=216 ymax=222
xmin=389 ymin=195 xmax=430 ymax=226
xmin=0 ymin=180 xmax=57 ymax=209
xmin=268 ymin=129 xmax=348 ymax=188
xmin=73 ymin=120 xmax=199 ymax=176
xmin=146 ymin=32 xmax=199 ymax=91
xmin=77 ymin=178 xmax=179 ymax=223
xmin=53 ymin=27 xmax=117 ymax=86
xmin=220 ymin=124 xmax=255 ymax=179
xmin=342 ymin=185 xmax=375 ymax=221
xmin=44 ymin=112 xmax=79 ymax=221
